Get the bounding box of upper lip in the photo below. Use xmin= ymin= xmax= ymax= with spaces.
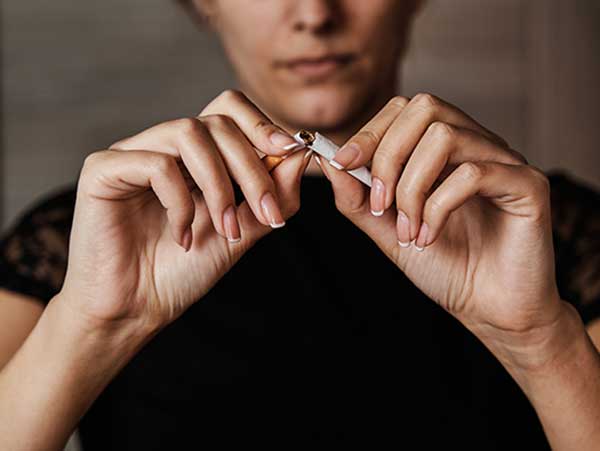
xmin=281 ymin=52 xmax=356 ymax=67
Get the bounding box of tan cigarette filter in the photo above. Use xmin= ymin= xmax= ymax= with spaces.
xmin=262 ymin=155 xmax=285 ymax=172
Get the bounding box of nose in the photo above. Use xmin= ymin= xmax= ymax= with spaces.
xmin=291 ymin=0 xmax=341 ymax=33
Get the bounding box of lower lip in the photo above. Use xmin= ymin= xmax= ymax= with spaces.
xmin=286 ymin=58 xmax=350 ymax=78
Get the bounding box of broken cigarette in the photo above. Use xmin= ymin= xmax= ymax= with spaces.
xmin=261 ymin=130 xmax=373 ymax=187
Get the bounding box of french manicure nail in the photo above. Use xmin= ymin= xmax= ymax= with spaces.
xmin=223 ymin=204 xmax=241 ymax=243
xmin=397 ymin=210 xmax=410 ymax=247
xmin=328 ymin=159 xmax=344 ymax=170
xmin=270 ymin=130 xmax=296 ymax=149
xmin=330 ymin=142 xmax=360 ymax=169
xmin=260 ymin=192 xmax=286 ymax=228
xmin=415 ymin=222 xmax=429 ymax=252
xmin=370 ymin=177 xmax=385 ymax=216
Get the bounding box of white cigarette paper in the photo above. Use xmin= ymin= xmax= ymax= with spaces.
xmin=292 ymin=131 xmax=372 ymax=187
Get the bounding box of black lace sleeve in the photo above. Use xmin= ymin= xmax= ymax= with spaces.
xmin=548 ymin=169 xmax=600 ymax=326
xmin=0 ymin=183 xmax=77 ymax=305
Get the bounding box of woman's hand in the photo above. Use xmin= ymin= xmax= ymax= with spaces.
xmin=59 ymin=89 xmax=312 ymax=333
xmin=317 ymin=93 xmax=566 ymax=366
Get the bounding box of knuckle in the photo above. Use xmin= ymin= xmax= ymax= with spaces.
xmin=395 ymin=183 xmax=420 ymax=212
xmin=527 ymin=165 xmax=550 ymax=194
xmin=204 ymin=113 xmax=234 ymax=130
xmin=333 ymin=192 xmax=363 ymax=217
xmin=507 ymin=148 xmax=528 ymax=165
xmin=395 ymin=182 xmax=411 ymax=203
xmin=82 ymin=150 xmax=113 ymax=173
xmin=426 ymin=195 xmax=445 ymax=216
xmin=427 ymin=121 xmax=455 ymax=144
xmin=219 ymin=88 xmax=245 ymax=104
xmin=412 ymin=92 xmax=440 ymax=110
xmin=253 ymin=119 xmax=274 ymax=135
xmin=356 ymin=128 xmax=380 ymax=149
xmin=174 ymin=117 xmax=203 ymax=137
xmin=387 ymin=95 xmax=409 ymax=110
xmin=490 ymin=132 xmax=510 ymax=149
xmin=458 ymin=161 xmax=485 ymax=182
xmin=150 ymin=153 xmax=176 ymax=174
xmin=108 ymin=138 xmax=125 ymax=150
xmin=83 ymin=150 xmax=104 ymax=168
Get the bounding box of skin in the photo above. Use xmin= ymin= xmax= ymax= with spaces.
xmin=1 ymin=1 xmax=600 ymax=449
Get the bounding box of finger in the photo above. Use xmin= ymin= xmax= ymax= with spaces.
xmin=334 ymin=93 xmax=510 ymax=219
xmin=111 ymin=118 xmax=239 ymax=242
xmin=328 ymin=96 xmax=409 ymax=170
xmin=316 ymin=155 xmax=399 ymax=262
xmin=332 ymin=92 xmax=507 ymax=172
xmin=200 ymin=89 xmax=299 ymax=156
xmin=237 ymin=147 xmax=315 ymax=245
xmin=81 ymin=150 xmax=196 ymax=251
xmin=201 ymin=114 xmax=285 ymax=228
xmin=413 ymin=161 xmax=551 ymax=251
xmin=371 ymin=93 xmax=512 ymax=212
xmin=394 ymin=123 xmax=526 ymax=242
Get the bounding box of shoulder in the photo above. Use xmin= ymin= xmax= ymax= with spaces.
xmin=546 ymin=169 xmax=600 ymax=325
xmin=0 ymin=182 xmax=78 ymax=304
xmin=547 ymin=169 xmax=600 ymax=239
xmin=7 ymin=183 xmax=78 ymax=231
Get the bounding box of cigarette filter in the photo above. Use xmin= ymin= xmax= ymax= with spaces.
xmin=261 ymin=130 xmax=373 ymax=188
xmin=292 ymin=130 xmax=372 ymax=187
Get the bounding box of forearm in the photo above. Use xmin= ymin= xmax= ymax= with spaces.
xmin=0 ymin=293 xmax=157 ymax=451
xmin=481 ymin=300 xmax=600 ymax=450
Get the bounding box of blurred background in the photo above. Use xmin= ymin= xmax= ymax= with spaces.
xmin=2 ymin=0 xmax=600 ymax=230
xmin=1 ymin=0 xmax=599 ymax=449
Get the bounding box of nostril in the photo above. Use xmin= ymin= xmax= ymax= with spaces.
xmin=291 ymin=2 xmax=340 ymax=33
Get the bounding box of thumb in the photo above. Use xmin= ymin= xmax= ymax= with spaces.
xmin=316 ymin=155 xmax=399 ymax=258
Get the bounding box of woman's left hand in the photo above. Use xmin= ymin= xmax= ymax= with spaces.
xmin=317 ymin=93 xmax=567 ymax=363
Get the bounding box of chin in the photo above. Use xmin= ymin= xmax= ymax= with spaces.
xmin=280 ymin=85 xmax=368 ymax=130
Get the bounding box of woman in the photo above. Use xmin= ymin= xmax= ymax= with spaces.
xmin=1 ymin=1 xmax=599 ymax=449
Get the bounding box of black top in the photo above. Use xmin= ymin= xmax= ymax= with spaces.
xmin=1 ymin=170 xmax=600 ymax=449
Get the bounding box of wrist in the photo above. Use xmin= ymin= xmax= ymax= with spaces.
xmin=51 ymin=290 xmax=162 ymax=348
xmin=0 ymin=292 xmax=160 ymax=451
xmin=471 ymin=299 xmax=585 ymax=376
xmin=474 ymin=301 xmax=600 ymax=450
xmin=47 ymin=293 xmax=160 ymax=379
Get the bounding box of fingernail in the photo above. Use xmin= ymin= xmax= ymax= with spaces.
xmin=370 ymin=177 xmax=386 ymax=216
xmin=328 ymin=159 xmax=345 ymax=170
xmin=270 ymin=130 xmax=296 ymax=149
xmin=182 ymin=227 xmax=193 ymax=252
xmin=397 ymin=210 xmax=410 ymax=247
xmin=283 ymin=142 xmax=303 ymax=152
xmin=223 ymin=204 xmax=241 ymax=243
xmin=415 ymin=222 xmax=429 ymax=252
xmin=301 ymin=150 xmax=314 ymax=175
xmin=330 ymin=143 xmax=360 ymax=169
xmin=260 ymin=192 xmax=286 ymax=228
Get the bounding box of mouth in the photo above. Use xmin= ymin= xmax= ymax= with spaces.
xmin=279 ymin=53 xmax=356 ymax=78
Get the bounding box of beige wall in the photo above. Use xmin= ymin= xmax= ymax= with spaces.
xmin=1 ymin=0 xmax=236 ymax=229
xmin=2 ymin=0 xmax=600 ymax=230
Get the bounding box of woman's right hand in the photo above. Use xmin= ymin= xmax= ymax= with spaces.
xmin=58 ymin=89 xmax=312 ymax=332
